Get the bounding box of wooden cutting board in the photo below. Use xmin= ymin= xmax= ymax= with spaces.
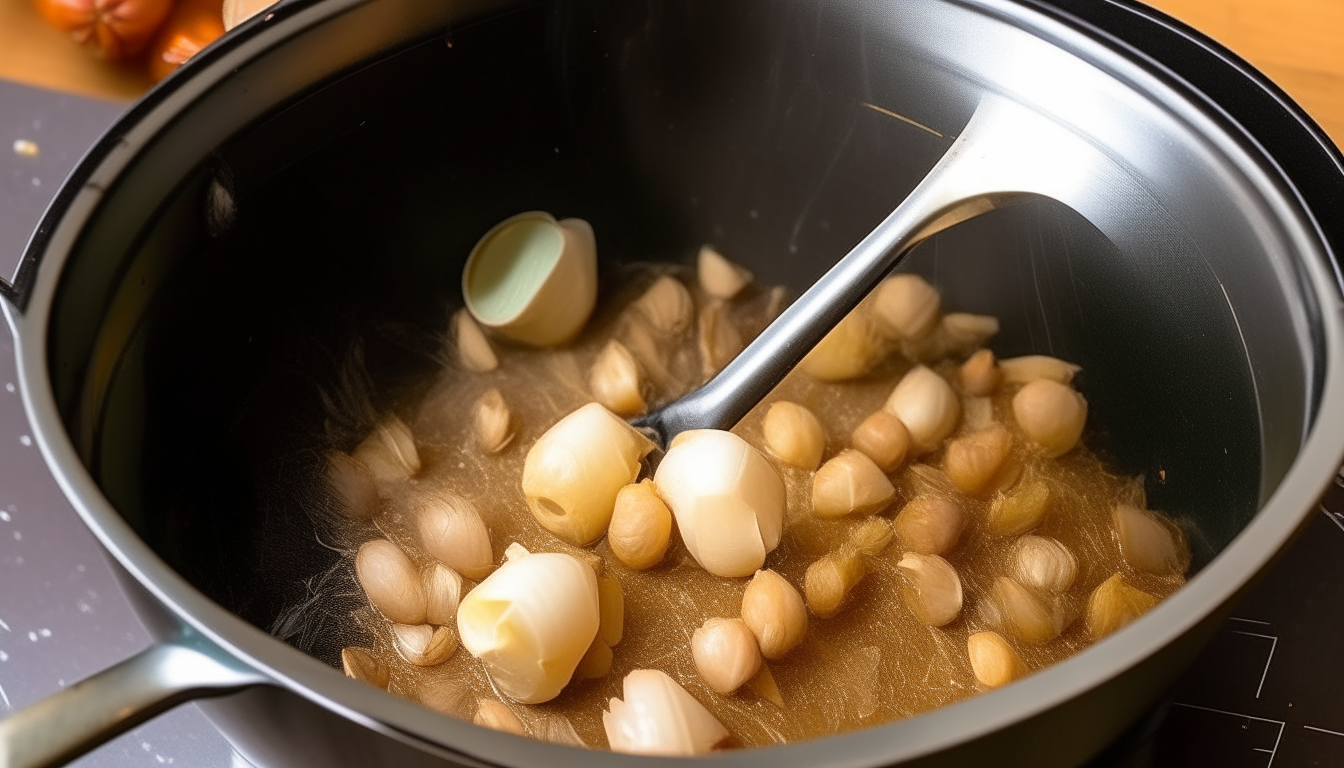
xmin=0 ymin=0 xmax=1339 ymax=142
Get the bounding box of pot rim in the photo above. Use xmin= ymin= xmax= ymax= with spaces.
xmin=5 ymin=0 xmax=1344 ymax=765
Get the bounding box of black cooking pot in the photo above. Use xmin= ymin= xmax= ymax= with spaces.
xmin=2 ymin=1 xmax=1343 ymax=767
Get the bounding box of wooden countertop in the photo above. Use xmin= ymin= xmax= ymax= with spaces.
xmin=0 ymin=0 xmax=153 ymax=102
xmin=1144 ymin=0 xmax=1344 ymax=143
xmin=0 ymin=0 xmax=1340 ymax=142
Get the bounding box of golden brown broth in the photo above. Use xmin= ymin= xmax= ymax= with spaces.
xmin=334 ymin=267 xmax=1187 ymax=750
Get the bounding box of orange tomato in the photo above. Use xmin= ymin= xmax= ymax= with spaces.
xmin=34 ymin=0 xmax=175 ymax=61
xmin=144 ymin=0 xmax=225 ymax=82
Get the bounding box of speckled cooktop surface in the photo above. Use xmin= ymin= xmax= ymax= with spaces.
xmin=1 ymin=78 xmax=1341 ymax=768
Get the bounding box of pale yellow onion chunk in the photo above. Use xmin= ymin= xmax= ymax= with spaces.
xmin=522 ymin=403 xmax=656 ymax=546
xmin=604 ymin=669 xmax=730 ymax=756
xmin=653 ymin=430 xmax=786 ymax=577
xmin=457 ymin=545 xmax=599 ymax=704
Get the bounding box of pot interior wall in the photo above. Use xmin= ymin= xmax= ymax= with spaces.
xmin=54 ymin=1 xmax=1273 ymax=673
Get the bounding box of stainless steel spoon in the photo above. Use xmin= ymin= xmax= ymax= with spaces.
xmin=634 ymin=92 xmax=1114 ymax=447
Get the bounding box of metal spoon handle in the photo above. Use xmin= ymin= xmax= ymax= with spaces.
xmin=636 ymin=94 xmax=1098 ymax=446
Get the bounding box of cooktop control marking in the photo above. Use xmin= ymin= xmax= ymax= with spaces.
xmin=1170 ymin=703 xmax=1285 ymax=766
xmin=1229 ymin=631 xmax=1279 ymax=699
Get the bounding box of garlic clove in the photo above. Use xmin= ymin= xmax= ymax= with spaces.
xmin=999 ymin=355 xmax=1081 ymax=385
xmin=456 ymin=546 xmax=600 ymax=704
xmin=356 ymin=539 xmax=427 ymax=625
xmin=341 ymin=647 xmax=389 ymax=689
xmin=653 ymin=430 xmax=785 ymax=577
xmin=962 ymin=397 xmax=995 ymax=431
xmin=987 ymin=480 xmax=1052 ymax=537
xmin=799 ymin=308 xmax=885 ymax=381
xmin=523 ymin=403 xmax=656 ymax=547
xmin=746 ymin=662 xmax=785 ymax=706
xmin=462 ymin=212 xmax=598 ymax=347
xmin=811 ymin=450 xmax=896 ymax=517
xmin=906 ymin=463 xmax=958 ymax=495
xmin=803 ymin=518 xmax=892 ymax=618
xmin=423 ymin=563 xmax=464 ymax=626
xmin=762 ymin=401 xmax=826 ymax=471
xmin=474 ymin=699 xmax=527 ymax=736
xmin=884 ymin=365 xmax=961 ymax=454
xmin=473 ymin=388 xmax=514 ymax=453
xmin=967 ymin=632 xmax=1026 ymax=688
xmin=603 ymin=669 xmax=731 ymax=756
xmin=575 ymin=636 xmax=614 ymax=679
xmin=850 ymin=409 xmax=910 ymax=472
xmin=892 ymin=494 xmax=966 ymax=556
xmin=1013 ymin=536 xmax=1078 ymax=594
xmin=697 ymin=245 xmax=753 ymax=300
xmin=325 ymin=451 xmax=379 ymax=519
xmin=607 ymin=480 xmax=673 ymax=570
xmin=590 ymin=340 xmax=647 ymax=417
xmin=621 ymin=318 xmax=674 ymax=387
xmin=1012 ymin=379 xmax=1088 ymax=457
xmin=870 ymin=274 xmax=941 ymax=341
xmin=985 ymin=576 xmax=1066 ymax=644
xmin=944 ymin=426 xmax=1015 ymax=496
xmin=1112 ymin=504 xmax=1185 ymax=575
xmin=419 ymin=679 xmax=470 ymax=717
xmin=899 ymin=313 xmax=999 ymax=363
xmin=939 ymin=313 xmax=1000 ymax=353
xmin=692 ymin=618 xmax=763 ymax=694
xmin=764 ymin=285 xmax=788 ymax=320
xmin=804 ymin=549 xmax=866 ymax=618
xmin=960 ymin=349 xmax=1002 ymax=397
xmin=741 ymin=569 xmax=808 ymax=659
xmin=849 ymin=517 xmax=895 ymax=557
xmin=993 ymin=460 xmax=1025 ymax=494
xmin=599 ymin=572 xmax=624 ymax=647
xmin=352 ymin=415 xmax=420 ymax=483
xmin=698 ymin=302 xmax=744 ymax=377
xmin=453 ymin=308 xmax=499 ymax=373
xmin=1086 ymin=573 xmax=1159 ymax=639
xmin=693 ymin=496 xmax=776 ymax=580
xmin=417 ymin=491 xmax=494 ymax=580
xmin=896 ymin=553 xmax=963 ymax=627
xmin=634 ymin=275 xmax=694 ymax=336
xmin=392 ymin=623 xmax=458 ymax=667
